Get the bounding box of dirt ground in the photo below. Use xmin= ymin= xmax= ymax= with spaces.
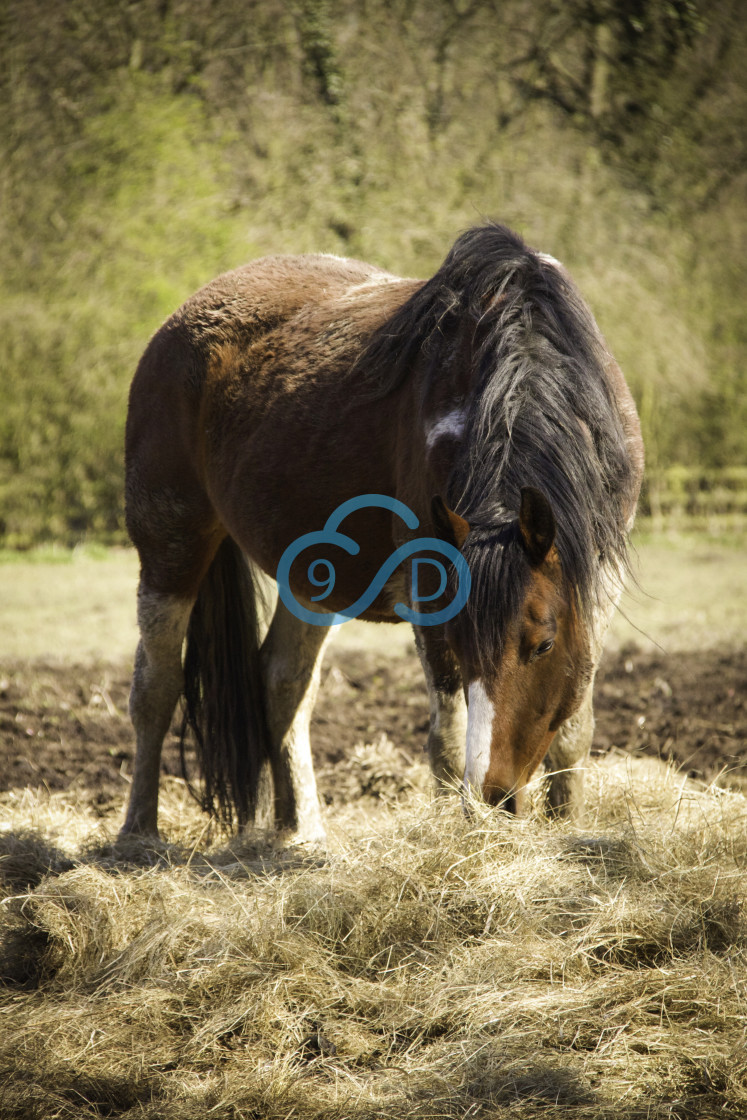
xmin=1 ymin=641 xmax=744 ymax=822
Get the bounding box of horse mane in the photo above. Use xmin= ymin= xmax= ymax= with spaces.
xmin=360 ymin=223 xmax=637 ymax=662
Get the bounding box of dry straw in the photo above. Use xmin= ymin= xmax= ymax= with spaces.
xmin=1 ymin=753 xmax=746 ymax=1119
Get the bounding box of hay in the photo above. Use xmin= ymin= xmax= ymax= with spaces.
xmin=1 ymin=752 xmax=746 ymax=1118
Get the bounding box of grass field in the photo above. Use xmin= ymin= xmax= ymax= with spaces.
xmin=1 ymin=530 xmax=746 ymax=1118
xmin=1 ymin=528 xmax=746 ymax=662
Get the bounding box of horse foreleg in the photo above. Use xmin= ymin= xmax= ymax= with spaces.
xmin=414 ymin=627 xmax=467 ymax=792
xmin=121 ymin=587 xmax=193 ymax=837
xmin=259 ymin=600 xmax=330 ymax=845
xmin=545 ymin=560 xmax=625 ymax=822
xmin=545 ymin=681 xmax=594 ymax=822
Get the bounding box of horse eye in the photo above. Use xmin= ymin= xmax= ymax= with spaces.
xmin=534 ymin=638 xmax=555 ymax=659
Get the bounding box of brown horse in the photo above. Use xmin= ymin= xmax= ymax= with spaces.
xmin=122 ymin=224 xmax=643 ymax=842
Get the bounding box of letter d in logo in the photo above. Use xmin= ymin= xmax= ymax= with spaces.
xmin=411 ymin=558 xmax=447 ymax=604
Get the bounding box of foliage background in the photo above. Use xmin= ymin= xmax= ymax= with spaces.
xmin=1 ymin=0 xmax=745 ymax=545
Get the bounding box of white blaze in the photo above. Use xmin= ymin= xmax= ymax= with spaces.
xmin=463 ymin=679 xmax=494 ymax=794
xmin=425 ymin=407 xmax=467 ymax=451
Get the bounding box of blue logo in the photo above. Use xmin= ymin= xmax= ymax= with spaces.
xmin=276 ymin=494 xmax=471 ymax=627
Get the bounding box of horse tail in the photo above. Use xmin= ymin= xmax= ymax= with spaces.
xmin=180 ymin=536 xmax=270 ymax=830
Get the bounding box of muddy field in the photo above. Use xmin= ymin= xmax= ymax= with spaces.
xmin=1 ymin=642 xmax=744 ymax=820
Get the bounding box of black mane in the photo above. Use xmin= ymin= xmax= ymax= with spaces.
xmin=362 ymin=223 xmax=636 ymax=662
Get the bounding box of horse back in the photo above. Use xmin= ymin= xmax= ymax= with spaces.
xmin=125 ymin=254 xmax=422 ymax=596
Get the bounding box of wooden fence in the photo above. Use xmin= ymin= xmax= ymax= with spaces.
xmin=638 ymin=466 xmax=747 ymax=530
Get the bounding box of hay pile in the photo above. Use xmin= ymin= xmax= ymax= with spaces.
xmin=1 ymin=753 xmax=746 ymax=1119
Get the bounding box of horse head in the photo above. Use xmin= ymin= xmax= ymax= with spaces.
xmin=434 ymin=487 xmax=592 ymax=814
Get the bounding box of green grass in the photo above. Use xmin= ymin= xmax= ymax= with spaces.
xmin=612 ymin=527 xmax=747 ymax=654
xmin=0 ymin=547 xmax=139 ymax=663
xmin=2 ymin=3 xmax=746 ymax=545
xmin=0 ymin=530 xmax=744 ymax=663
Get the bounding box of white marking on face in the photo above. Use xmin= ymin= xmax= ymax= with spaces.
xmin=425 ymin=408 xmax=467 ymax=451
xmin=463 ymin=679 xmax=494 ymax=795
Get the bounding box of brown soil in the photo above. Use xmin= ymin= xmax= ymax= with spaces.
xmin=0 ymin=646 xmax=744 ymax=819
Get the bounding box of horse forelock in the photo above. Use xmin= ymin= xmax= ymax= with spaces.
xmin=454 ymin=522 xmax=530 ymax=670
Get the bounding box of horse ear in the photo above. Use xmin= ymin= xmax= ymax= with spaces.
xmin=518 ymin=487 xmax=556 ymax=565
xmin=431 ymin=496 xmax=470 ymax=549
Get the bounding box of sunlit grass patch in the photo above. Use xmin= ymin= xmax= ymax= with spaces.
xmin=1 ymin=756 xmax=746 ymax=1118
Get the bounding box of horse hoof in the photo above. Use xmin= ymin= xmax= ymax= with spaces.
xmin=117 ymin=822 xmax=161 ymax=843
xmin=275 ymin=829 xmax=328 ymax=862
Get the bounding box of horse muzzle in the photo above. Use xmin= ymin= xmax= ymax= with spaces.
xmin=462 ymin=775 xmax=527 ymax=816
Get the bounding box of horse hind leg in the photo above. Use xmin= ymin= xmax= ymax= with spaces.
xmin=121 ymin=482 xmax=224 ymax=837
xmin=259 ymin=599 xmax=330 ymax=845
xmin=121 ymin=584 xmax=194 ymax=837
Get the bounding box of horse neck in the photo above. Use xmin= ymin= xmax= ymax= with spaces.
xmin=415 ymin=327 xmax=479 ymax=512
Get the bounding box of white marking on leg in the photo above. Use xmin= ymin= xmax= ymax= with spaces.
xmin=425 ymin=681 xmax=468 ymax=787
xmin=262 ymin=605 xmax=331 ymax=844
xmin=269 ymin=653 xmax=328 ymax=842
xmin=425 ymin=407 xmax=467 ymax=451
xmin=414 ymin=630 xmax=466 ymax=789
xmin=463 ymin=679 xmax=494 ymax=795
xmin=123 ymin=590 xmax=193 ymax=836
xmin=546 ymin=557 xmax=626 ymax=821
xmin=433 ymin=690 xmax=468 ymax=749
